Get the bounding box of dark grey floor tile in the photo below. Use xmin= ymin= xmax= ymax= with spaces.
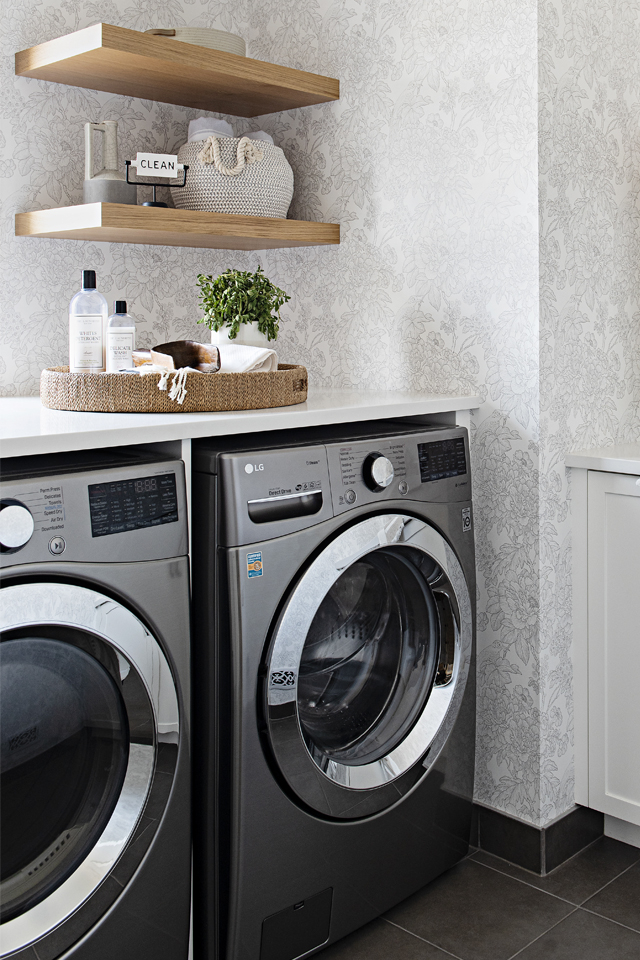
xmin=515 ymin=908 xmax=640 ymax=959
xmin=383 ymin=859 xmax=572 ymax=960
xmin=318 ymin=918 xmax=454 ymax=960
xmin=471 ymin=836 xmax=640 ymax=905
xmin=584 ymin=859 xmax=640 ymax=932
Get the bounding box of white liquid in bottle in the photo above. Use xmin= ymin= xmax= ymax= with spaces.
xmin=106 ymin=300 xmax=136 ymax=372
xmin=69 ymin=270 xmax=108 ymax=372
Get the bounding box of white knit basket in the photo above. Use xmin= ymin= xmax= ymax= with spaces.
xmin=171 ymin=136 xmax=294 ymax=219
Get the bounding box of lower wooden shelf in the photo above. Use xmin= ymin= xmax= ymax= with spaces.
xmin=15 ymin=203 xmax=340 ymax=250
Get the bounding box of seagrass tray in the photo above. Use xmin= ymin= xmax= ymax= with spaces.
xmin=40 ymin=365 xmax=308 ymax=414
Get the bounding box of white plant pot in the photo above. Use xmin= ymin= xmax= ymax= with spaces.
xmin=210 ymin=323 xmax=272 ymax=348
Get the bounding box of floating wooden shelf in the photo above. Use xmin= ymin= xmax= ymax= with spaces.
xmin=15 ymin=203 xmax=340 ymax=250
xmin=15 ymin=23 xmax=339 ymax=117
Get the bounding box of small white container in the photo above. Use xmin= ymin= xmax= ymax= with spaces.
xmin=106 ymin=301 xmax=136 ymax=372
xmin=210 ymin=323 xmax=271 ymax=348
xmin=68 ymin=270 xmax=108 ymax=373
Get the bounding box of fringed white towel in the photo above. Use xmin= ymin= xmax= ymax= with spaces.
xmin=217 ymin=344 xmax=278 ymax=373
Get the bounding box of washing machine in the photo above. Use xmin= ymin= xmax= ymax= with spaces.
xmin=192 ymin=420 xmax=476 ymax=960
xmin=0 ymin=447 xmax=191 ymax=960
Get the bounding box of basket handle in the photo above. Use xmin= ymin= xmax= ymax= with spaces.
xmin=197 ymin=135 xmax=264 ymax=176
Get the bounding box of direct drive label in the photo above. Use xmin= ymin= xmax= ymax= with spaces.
xmin=247 ymin=552 xmax=263 ymax=578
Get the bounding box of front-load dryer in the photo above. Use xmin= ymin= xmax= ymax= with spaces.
xmin=192 ymin=421 xmax=476 ymax=960
xmin=0 ymin=448 xmax=191 ymax=960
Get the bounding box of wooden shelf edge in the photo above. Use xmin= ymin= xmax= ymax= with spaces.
xmin=15 ymin=23 xmax=339 ymax=117
xmin=15 ymin=204 xmax=340 ymax=251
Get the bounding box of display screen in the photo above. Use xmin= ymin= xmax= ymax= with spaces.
xmin=88 ymin=473 xmax=178 ymax=537
xmin=417 ymin=438 xmax=467 ymax=483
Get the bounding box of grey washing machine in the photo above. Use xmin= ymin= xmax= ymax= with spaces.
xmin=0 ymin=448 xmax=191 ymax=960
xmin=192 ymin=420 xmax=476 ymax=960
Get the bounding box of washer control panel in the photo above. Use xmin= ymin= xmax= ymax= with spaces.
xmin=326 ymin=426 xmax=470 ymax=513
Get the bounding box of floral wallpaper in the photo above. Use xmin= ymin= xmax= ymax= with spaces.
xmin=538 ymin=0 xmax=640 ymax=823
xmin=3 ymin=0 xmax=637 ymax=828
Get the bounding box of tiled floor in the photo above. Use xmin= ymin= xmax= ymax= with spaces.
xmin=319 ymin=837 xmax=640 ymax=960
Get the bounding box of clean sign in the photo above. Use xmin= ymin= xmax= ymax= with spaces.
xmin=131 ymin=153 xmax=184 ymax=177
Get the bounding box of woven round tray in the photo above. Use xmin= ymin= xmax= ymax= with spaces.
xmin=40 ymin=365 xmax=308 ymax=414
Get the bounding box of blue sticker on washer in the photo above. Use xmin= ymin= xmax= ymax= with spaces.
xmin=247 ymin=551 xmax=263 ymax=578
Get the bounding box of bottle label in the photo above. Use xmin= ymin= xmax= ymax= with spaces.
xmin=106 ymin=331 xmax=135 ymax=372
xmin=70 ymin=315 xmax=103 ymax=370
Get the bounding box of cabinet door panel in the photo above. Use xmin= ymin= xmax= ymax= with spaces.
xmin=588 ymin=471 xmax=640 ymax=823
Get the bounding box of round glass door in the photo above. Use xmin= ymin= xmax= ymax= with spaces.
xmin=1 ymin=637 xmax=129 ymax=922
xmin=265 ymin=514 xmax=472 ymax=819
xmin=298 ymin=546 xmax=440 ymax=768
xmin=0 ymin=581 xmax=180 ymax=958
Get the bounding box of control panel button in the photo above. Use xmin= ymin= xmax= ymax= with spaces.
xmin=398 ymin=481 xmax=409 ymax=496
xmin=362 ymin=453 xmax=394 ymax=492
xmin=0 ymin=501 xmax=35 ymax=551
xmin=48 ymin=536 xmax=66 ymax=555
xmin=344 ymin=489 xmax=357 ymax=505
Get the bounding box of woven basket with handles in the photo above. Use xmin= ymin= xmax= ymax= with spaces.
xmin=171 ymin=136 xmax=294 ymax=218
xmin=40 ymin=365 xmax=308 ymax=414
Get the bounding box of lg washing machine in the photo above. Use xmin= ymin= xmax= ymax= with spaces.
xmin=0 ymin=448 xmax=191 ymax=960
xmin=192 ymin=421 xmax=476 ymax=960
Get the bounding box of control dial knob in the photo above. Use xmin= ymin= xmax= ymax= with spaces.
xmin=0 ymin=500 xmax=35 ymax=552
xmin=362 ymin=453 xmax=394 ymax=492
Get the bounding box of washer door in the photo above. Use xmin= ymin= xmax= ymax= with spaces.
xmin=0 ymin=582 xmax=180 ymax=957
xmin=265 ymin=514 xmax=472 ymax=819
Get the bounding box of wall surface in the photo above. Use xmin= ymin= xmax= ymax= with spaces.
xmin=5 ymin=0 xmax=630 ymax=828
xmin=538 ymin=0 xmax=640 ymax=822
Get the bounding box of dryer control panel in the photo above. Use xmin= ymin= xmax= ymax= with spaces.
xmin=0 ymin=458 xmax=187 ymax=566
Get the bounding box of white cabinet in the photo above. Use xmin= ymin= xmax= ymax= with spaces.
xmin=573 ymin=467 xmax=640 ymax=824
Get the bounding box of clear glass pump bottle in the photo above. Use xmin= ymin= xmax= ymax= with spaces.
xmin=68 ymin=270 xmax=108 ymax=372
xmin=106 ymin=301 xmax=136 ymax=372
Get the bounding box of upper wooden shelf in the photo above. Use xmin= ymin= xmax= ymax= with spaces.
xmin=15 ymin=203 xmax=340 ymax=251
xmin=15 ymin=23 xmax=340 ymax=117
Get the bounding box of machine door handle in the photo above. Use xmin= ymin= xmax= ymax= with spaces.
xmin=248 ymin=491 xmax=322 ymax=524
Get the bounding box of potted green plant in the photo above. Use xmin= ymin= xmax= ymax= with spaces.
xmin=196 ymin=266 xmax=291 ymax=348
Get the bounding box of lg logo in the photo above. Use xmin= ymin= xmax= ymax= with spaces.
xmin=244 ymin=463 xmax=264 ymax=474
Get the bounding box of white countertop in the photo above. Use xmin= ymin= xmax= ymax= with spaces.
xmin=0 ymin=391 xmax=480 ymax=458
xmin=566 ymin=442 xmax=640 ymax=475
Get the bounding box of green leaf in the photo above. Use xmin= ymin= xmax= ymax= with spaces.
xmin=195 ymin=265 xmax=290 ymax=341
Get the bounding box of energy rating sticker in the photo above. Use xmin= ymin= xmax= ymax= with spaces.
xmin=247 ymin=552 xmax=263 ymax=578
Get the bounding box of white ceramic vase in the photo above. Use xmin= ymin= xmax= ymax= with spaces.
xmin=210 ymin=323 xmax=272 ymax=348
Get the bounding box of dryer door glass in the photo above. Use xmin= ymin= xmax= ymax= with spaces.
xmin=0 ymin=637 xmax=129 ymax=923
xmin=298 ymin=546 xmax=439 ymax=766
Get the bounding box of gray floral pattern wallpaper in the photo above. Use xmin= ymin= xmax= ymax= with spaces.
xmin=538 ymin=0 xmax=640 ymax=822
xmin=2 ymin=0 xmax=638 ymax=826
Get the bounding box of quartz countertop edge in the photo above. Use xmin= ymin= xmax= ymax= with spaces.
xmin=0 ymin=391 xmax=481 ymax=459
xmin=566 ymin=442 xmax=640 ymax=475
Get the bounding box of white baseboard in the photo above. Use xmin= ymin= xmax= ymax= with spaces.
xmin=604 ymin=814 xmax=640 ymax=849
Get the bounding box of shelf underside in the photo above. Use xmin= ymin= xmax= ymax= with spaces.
xmin=15 ymin=203 xmax=340 ymax=250
xmin=15 ymin=23 xmax=339 ymax=117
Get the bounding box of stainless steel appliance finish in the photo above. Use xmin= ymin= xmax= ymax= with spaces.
xmin=192 ymin=420 xmax=476 ymax=960
xmin=0 ymin=448 xmax=191 ymax=960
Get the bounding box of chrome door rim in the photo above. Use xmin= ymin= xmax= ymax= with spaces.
xmin=0 ymin=582 xmax=179 ymax=956
xmin=266 ymin=514 xmax=472 ymax=815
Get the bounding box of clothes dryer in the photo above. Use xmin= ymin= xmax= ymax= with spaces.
xmin=192 ymin=422 xmax=476 ymax=960
xmin=0 ymin=448 xmax=191 ymax=960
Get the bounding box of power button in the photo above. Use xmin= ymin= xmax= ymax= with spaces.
xmin=344 ymin=489 xmax=357 ymax=505
xmin=48 ymin=536 xmax=66 ymax=555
